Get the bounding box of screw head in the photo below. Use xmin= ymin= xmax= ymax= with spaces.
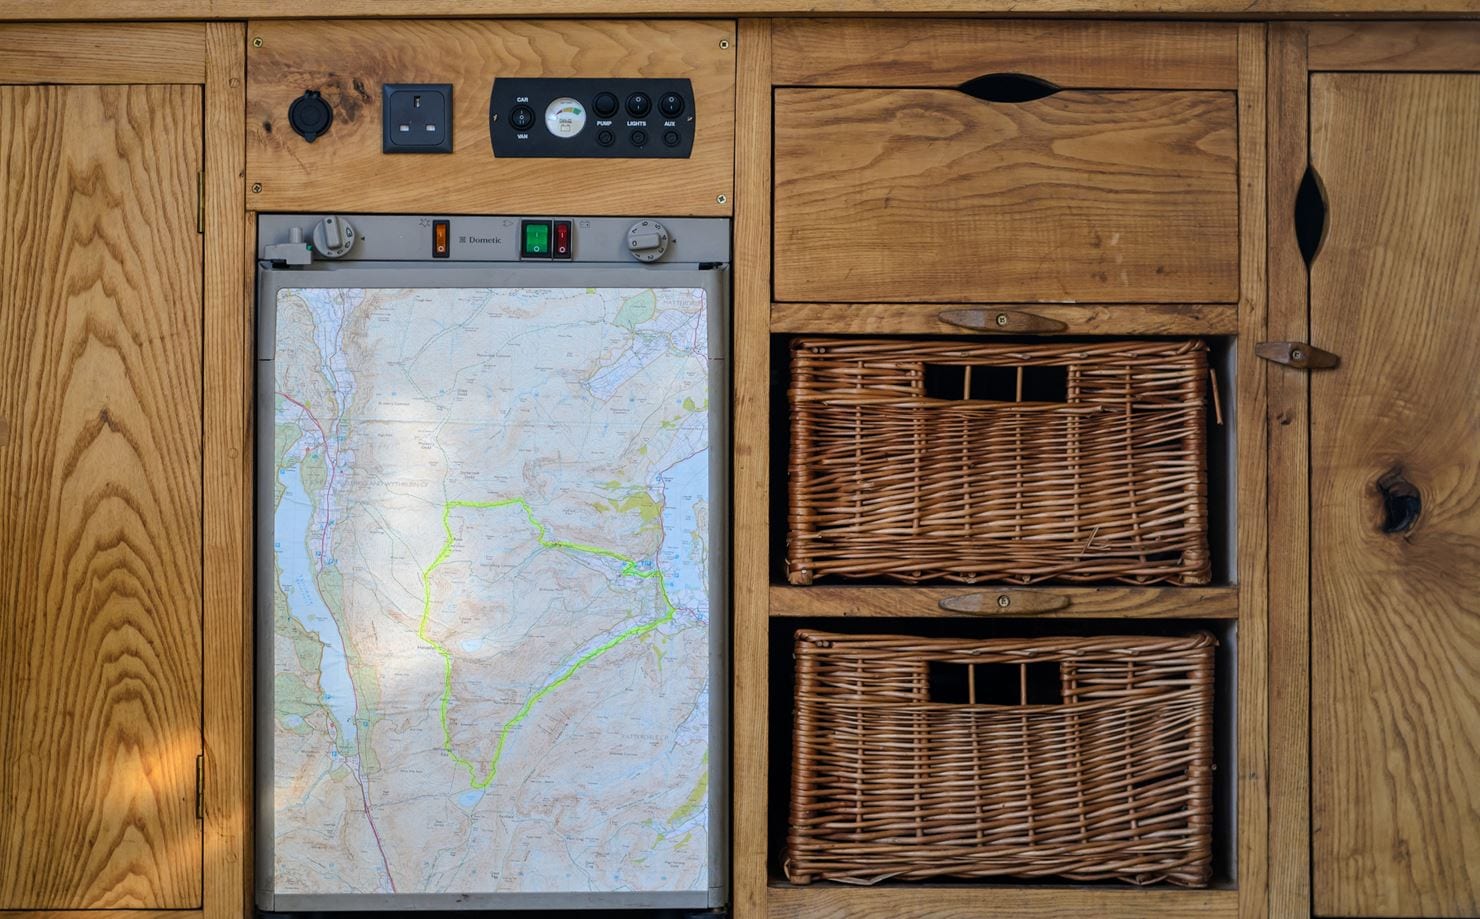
xmin=996 ymin=595 xmax=1011 ymax=608
xmin=1291 ymin=349 xmax=1305 ymax=361
xmin=251 ymin=183 xmax=263 ymax=194
xmin=719 ymin=39 xmax=730 ymax=49
xmin=252 ymin=36 xmax=263 ymax=48
xmin=995 ymin=313 xmax=1009 ymax=327
xmin=716 ymin=194 xmax=728 ymax=205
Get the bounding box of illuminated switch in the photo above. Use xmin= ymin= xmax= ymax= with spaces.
xmin=432 ymin=219 xmax=450 ymax=258
xmin=520 ymin=219 xmax=553 ymax=258
xmin=553 ymin=220 xmax=572 ymax=259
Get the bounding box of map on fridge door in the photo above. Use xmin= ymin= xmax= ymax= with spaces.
xmin=269 ymin=285 xmax=713 ymax=896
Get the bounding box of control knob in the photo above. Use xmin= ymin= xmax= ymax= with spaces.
xmin=626 ymin=220 xmax=670 ymax=263
xmin=312 ymin=215 xmax=357 ymax=259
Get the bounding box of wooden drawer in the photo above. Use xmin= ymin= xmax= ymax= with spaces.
xmin=772 ymin=21 xmax=1241 ymax=306
xmin=775 ymin=87 xmax=1237 ymax=304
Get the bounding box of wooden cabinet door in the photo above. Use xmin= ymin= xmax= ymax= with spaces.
xmin=0 ymin=84 xmax=203 ymax=909
xmin=1309 ymin=72 xmax=1480 ymax=917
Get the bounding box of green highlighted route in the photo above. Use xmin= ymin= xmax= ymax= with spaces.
xmin=416 ymin=498 xmax=674 ymax=789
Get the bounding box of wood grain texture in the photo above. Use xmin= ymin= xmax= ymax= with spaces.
xmin=731 ymin=19 xmax=772 ymax=919
xmin=770 ymin=302 xmax=1238 ymax=335
xmin=773 ymin=87 xmax=1239 ymax=304
xmin=771 ymin=585 xmax=1239 ymax=618
xmin=1310 ymin=72 xmax=1480 ymax=918
xmin=1308 ymin=21 xmax=1480 ymax=70
xmin=0 ymin=23 xmax=204 ymax=83
xmin=203 ymin=22 xmax=251 ymax=919
xmin=767 ymin=883 xmax=1238 ymax=918
xmin=0 ymin=0 xmax=1479 ymax=16
xmin=246 ymin=19 xmax=733 ymax=215
xmin=1264 ymin=22 xmax=1311 ymax=919
xmin=772 ymin=19 xmax=1238 ymax=88
xmin=1234 ymin=24 xmax=1271 ymax=919
xmin=0 ymin=84 xmax=203 ymax=910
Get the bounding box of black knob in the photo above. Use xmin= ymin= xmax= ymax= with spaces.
xmin=662 ymin=130 xmax=681 ymax=148
xmin=659 ymin=92 xmax=685 ymax=118
xmin=630 ymin=129 xmax=648 ymax=147
xmin=592 ymin=92 xmax=619 ymax=118
xmin=288 ymin=90 xmax=333 ymax=143
xmin=509 ymin=105 xmax=535 ymax=131
xmin=626 ymin=92 xmax=652 ymax=117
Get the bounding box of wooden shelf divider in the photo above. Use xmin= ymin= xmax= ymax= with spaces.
xmin=771 ymin=302 xmax=1239 ymax=337
xmin=769 ymin=584 xmax=1238 ymax=619
xmin=767 ymin=882 xmax=1238 ymax=919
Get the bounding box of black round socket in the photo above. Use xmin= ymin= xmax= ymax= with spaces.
xmin=662 ymin=130 xmax=681 ymax=148
xmin=288 ymin=90 xmax=333 ymax=143
xmin=626 ymin=92 xmax=652 ymax=117
xmin=659 ymin=92 xmax=685 ymax=118
xmin=509 ymin=105 xmax=535 ymax=131
xmin=630 ymin=129 xmax=648 ymax=147
xmin=592 ymin=92 xmax=619 ymax=118
xmin=596 ymin=129 xmax=616 ymax=147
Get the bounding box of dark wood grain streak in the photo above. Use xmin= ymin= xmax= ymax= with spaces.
xmin=0 ymin=84 xmax=203 ymax=910
xmin=773 ymin=87 xmax=1239 ymax=304
xmin=1310 ymin=72 xmax=1480 ymax=917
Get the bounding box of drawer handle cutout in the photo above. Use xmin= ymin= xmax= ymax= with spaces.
xmin=1295 ymin=164 xmax=1327 ymax=268
xmin=958 ymin=73 xmax=1061 ymax=103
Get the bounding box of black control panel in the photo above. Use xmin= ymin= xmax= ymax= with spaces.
xmin=489 ymin=78 xmax=695 ymax=159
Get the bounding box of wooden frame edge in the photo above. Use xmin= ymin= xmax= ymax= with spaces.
xmin=1266 ymin=21 xmax=1311 ymax=919
xmin=1307 ymin=20 xmax=1480 ymax=70
xmin=0 ymin=22 xmax=206 ymax=83
xmin=732 ymin=18 xmax=773 ymax=919
xmin=202 ymin=21 xmax=251 ymax=919
xmin=1235 ymin=22 xmax=1272 ymax=919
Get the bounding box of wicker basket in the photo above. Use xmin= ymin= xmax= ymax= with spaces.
xmin=786 ymin=630 xmax=1217 ymax=887
xmin=787 ymin=338 xmax=1211 ymax=585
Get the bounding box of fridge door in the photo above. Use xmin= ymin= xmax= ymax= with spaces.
xmin=254 ymin=263 xmax=727 ymax=911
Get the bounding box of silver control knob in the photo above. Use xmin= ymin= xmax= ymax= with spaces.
xmin=312 ymin=215 xmax=357 ymax=259
xmin=626 ymin=220 xmax=669 ymax=263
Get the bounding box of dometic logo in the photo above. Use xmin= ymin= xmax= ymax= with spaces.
xmin=459 ymin=235 xmax=502 ymax=245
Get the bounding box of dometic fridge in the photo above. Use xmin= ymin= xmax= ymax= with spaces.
xmin=254 ymin=215 xmax=727 ymax=911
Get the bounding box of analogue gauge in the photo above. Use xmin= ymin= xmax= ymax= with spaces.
xmin=543 ymin=97 xmax=586 ymax=139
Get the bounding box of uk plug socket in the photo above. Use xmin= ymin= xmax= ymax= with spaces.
xmin=382 ymin=84 xmax=452 ymax=154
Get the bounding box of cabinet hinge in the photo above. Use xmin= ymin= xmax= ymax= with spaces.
xmin=196 ymin=171 xmax=204 ymax=235
xmin=195 ymin=753 xmax=204 ymax=820
xmin=1255 ymin=340 xmax=1339 ymax=370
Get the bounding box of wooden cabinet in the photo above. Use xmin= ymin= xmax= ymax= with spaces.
xmin=739 ymin=18 xmax=1268 ymax=919
xmin=1269 ymin=22 xmax=1480 ymax=919
xmin=0 ymin=23 xmax=248 ymax=919
xmin=1309 ymin=72 xmax=1480 ymax=918
xmin=0 ymin=81 xmax=204 ymax=910
xmin=774 ymin=87 xmax=1238 ymax=303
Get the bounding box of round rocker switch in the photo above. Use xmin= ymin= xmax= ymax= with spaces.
xmin=288 ymin=89 xmax=333 ymax=143
xmin=592 ymin=91 xmax=619 ymax=118
xmin=626 ymin=91 xmax=652 ymax=117
xmin=509 ymin=105 xmax=535 ymax=131
xmin=659 ymin=91 xmax=685 ymax=118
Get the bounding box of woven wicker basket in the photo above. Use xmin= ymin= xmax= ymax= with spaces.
xmin=787 ymin=338 xmax=1211 ymax=585
xmin=786 ymin=630 xmax=1217 ymax=887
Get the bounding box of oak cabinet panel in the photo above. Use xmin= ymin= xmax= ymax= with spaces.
xmin=0 ymin=84 xmax=204 ymax=910
xmin=773 ymin=87 xmax=1238 ymax=304
xmin=1310 ymin=72 xmax=1480 ymax=918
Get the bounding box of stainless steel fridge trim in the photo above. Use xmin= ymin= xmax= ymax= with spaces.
xmin=255 ymin=260 xmax=729 ymax=912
